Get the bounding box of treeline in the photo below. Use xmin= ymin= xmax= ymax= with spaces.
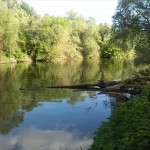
xmin=0 ymin=0 xmax=149 ymax=63
xmin=0 ymin=0 xmax=111 ymax=63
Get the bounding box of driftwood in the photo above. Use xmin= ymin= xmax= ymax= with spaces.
xmin=19 ymin=73 xmax=149 ymax=102
xmin=46 ymin=73 xmax=150 ymax=96
xmin=46 ymin=81 xmax=122 ymax=89
xmin=133 ymin=72 xmax=150 ymax=80
xmin=46 ymin=83 xmax=99 ymax=89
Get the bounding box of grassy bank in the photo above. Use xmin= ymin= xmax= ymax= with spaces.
xmin=90 ymin=85 xmax=150 ymax=150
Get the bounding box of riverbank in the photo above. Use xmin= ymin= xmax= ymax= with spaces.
xmin=90 ymin=85 xmax=150 ymax=149
xmin=0 ymin=52 xmax=32 ymax=64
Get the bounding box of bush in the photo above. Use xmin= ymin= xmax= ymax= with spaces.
xmin=102 ymin=46 xmax=123 ymax=58
xmin=14 ymin=49 xmax=32 ymax=63
xmin=82 ymin=37 xmax=100 ymax=58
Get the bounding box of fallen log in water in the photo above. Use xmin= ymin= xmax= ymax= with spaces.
xmin=103 ymin=86 xmax=142 ymax=95
xmin=46 ymin=73 xmax=150 ymax=95
xmin=46 ymin=83 xmax=99 ymax=89
xmin=133 ymin=72 xmax=150 ymax=81
xmin=19 ymin=73 xmax=149 ymax=98
xmin=46 ymin=80 xmax=122 ymax=89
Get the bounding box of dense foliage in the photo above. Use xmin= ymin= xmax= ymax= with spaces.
xmin=90 ymin=85 xmax=150 ymax=149
xmin=112 ymin=0 xmax=150 ymax=51
xmin=3 ymin=0 xmax=143 ymax=63
xmin=0 ymin=0 xmax=149 ymax=62
xmin=0 ymin=0 xmax=114 ymax=63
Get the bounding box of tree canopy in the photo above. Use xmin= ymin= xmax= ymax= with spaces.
xmin=113 ymin=0 xmax=150 ymax=49
xmin=1 ymin=0 xmax=150 ymax=63
xmin=1 ymin=1 xmax=110 ymax=62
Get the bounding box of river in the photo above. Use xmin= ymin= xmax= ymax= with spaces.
xmin=0 ymin=59 xmax=136 ymax=150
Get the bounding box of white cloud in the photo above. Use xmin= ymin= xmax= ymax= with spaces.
xmin=0 ymin=127 xmax=93 ymax=150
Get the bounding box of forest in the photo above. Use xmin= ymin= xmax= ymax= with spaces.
xmin=0 ymin=0 xmax=149 ymax=63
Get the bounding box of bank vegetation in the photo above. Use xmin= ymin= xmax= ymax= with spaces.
xmin=1 ymin=0 xmax=149 ymax=63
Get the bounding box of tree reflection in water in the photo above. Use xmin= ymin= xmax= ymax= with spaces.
xmin=0 ymin=59 xmax=136 ymax=138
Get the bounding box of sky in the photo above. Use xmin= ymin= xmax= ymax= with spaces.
xmin=23 ymin=0 xmax=118 ymax=24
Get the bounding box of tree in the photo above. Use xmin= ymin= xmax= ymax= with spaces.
xmin=2 ymin=0 xmax=18 ymax=9
xmin=0 ymin=7 xmax=19 ymax=58
xmin=66 ymin=10 xmax=85 ymax=21
xmin=113 ymin=0 xmax=150 ymax=48
xmin=86 ymin=17 xmax=96 ymax=24
xmin=20 ymin=1 xmax=36 ymax=17
xmin=82 ymin=24 xmax=100 ymax=58
xmin=99 ymin=23 xmax=111 ymax=42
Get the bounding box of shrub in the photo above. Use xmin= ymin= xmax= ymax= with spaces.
xmin=102 ymin=46 xmax=123 ymax=58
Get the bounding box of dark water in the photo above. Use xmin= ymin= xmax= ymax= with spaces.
xmin=0 ymin=59 xmax=135 ymax=150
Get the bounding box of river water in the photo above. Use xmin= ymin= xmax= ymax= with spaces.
xmin=0 ymin=59 xmax=135 ymax=150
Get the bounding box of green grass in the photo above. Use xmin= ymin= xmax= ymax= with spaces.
xmin=90 ymin=86 xmax=150 ymax=150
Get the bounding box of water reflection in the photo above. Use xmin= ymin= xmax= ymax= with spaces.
xmin=0 ymin=127 xmax=92 ymax=150
xmin=0 ymin=92 xmax=113 ymax=150
xmin=0 ymin=59 xmax=138 ymax=149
